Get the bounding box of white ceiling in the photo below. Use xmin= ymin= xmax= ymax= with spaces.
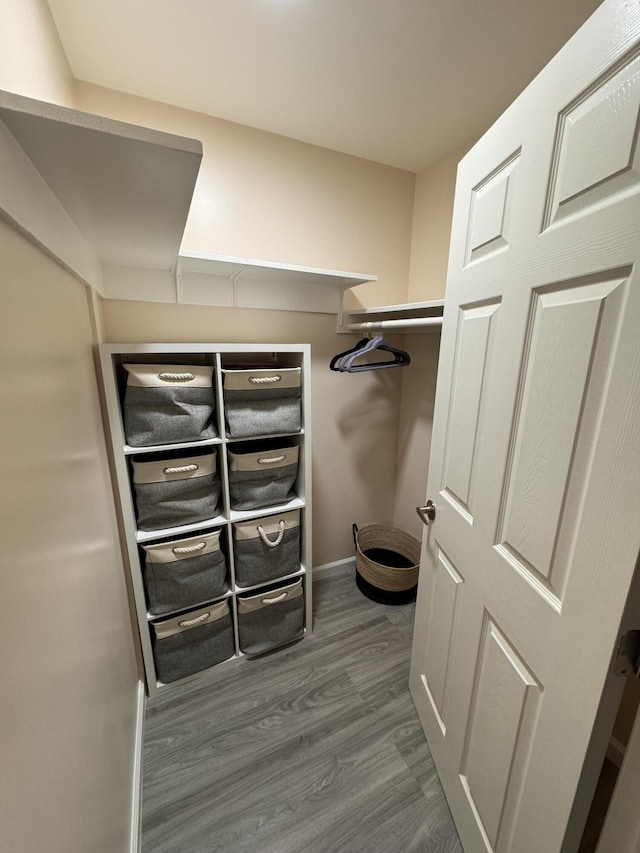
xmin=46 ymin=0 xmax=602 ymax=172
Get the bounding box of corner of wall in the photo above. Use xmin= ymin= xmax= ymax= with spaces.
xmin=87 ymin=287 xmax=106 ymax=345
xmin=0 ymin=0 xmax=76 ymax=108
xmin=407 ymin=136 xmax=478 ymax=304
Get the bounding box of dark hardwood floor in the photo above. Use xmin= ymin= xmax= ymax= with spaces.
xmin=142 ymin=566 xmax=463 ymax=853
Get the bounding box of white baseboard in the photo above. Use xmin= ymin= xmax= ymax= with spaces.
xmin=130 ymin=680 xmax=146 ymax=853
xmin=313 ymin=556 xmax=355 ymax=578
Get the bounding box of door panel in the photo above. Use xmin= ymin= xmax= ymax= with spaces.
xmin=461 ymin=615 xmax=541 ymax=851
xmin=496 ymin=274 xmax=627 ymax=603
xmin=466 ymin=151 xmax=520 ymax=265
xmin=441 ymin=301 xmax=501 ymax=522
xmin=410 ymin=3 xmax=640 ymax=852
xmin=544 ymin=51 xmax=640 ymax=228
xmin=422 ymin=546 xmax=465 ymax=733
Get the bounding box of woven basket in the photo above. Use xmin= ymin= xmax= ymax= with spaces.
xmin=354 ymin=523 xmax=420 ymax=594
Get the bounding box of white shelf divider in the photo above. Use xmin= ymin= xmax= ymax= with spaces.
xmin=124 ymin=437 xmax=223 ymax=456
xmin=135 ymin=515 xmax=228 ymax=544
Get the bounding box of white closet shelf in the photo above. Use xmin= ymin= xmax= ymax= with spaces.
xmin=146 ymin=588 xmax=235 ymax=622
xmin=0 ymin=89 xmax=389 ymax=318
xmin=140 ymin=251 xmax=377 ymax=315
xmin=126 ymin=432 xmax=306 ymax=456
xmin=178 ymin=251 xmax=376 ymax=289
xmin=124 ymin=437 xmax=223 ymax=456
xmin=229 ymin=496 xmax=305 ymax=523
xmin=136 ymin=515 xmax=227 ymax=544
xmin=234 ymin=565 xmax=306 ymax=596
xmin=102 ymin=250 xmax=377 ymax=313
xmin=0 ymin=89 xmax=378 ymax=313
xmin=0 ymin=89 xmax=202 ymax=290
xmin=338 ymin=299 xmax=445 ymax=334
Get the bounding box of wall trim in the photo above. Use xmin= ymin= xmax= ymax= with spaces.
xmin=313 ymin=556 xmax=355 ymax=577
xmin=130 ymin=680 xmax=146 ymax=853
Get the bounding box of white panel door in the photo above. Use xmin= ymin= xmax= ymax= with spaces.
xmin=409 ymin=2 xmax=640 ymax=852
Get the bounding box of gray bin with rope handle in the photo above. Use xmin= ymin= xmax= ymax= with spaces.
xmin=142 ymin=529 xmax=228 ymax=616
xmin=237 ymin=578 xmax=304 ymax=655
xmin=232 ymin=509 xmax=300 ymax=588
xmin=228 ymin=439 xmax=299 ymax=511
xmin=353 ymin=523 xmax=420 ymax=605
xmin=132 ymin=450 xmax=221 ymax=531
xmin=152 ymin=599 xmax=234 ymax=683
xmin=222 ymin=367 xmax=301 ymax=437
xmin=123 ymin=364 xmax=216 ymax=447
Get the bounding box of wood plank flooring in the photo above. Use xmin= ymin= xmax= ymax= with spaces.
xmin=142 ymin=566 xmax=463 ymax=853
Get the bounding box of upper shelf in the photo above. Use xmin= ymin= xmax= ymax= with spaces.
xmin=339 ymin=299 xmax=445 ymax=334
xmin=0 ymin=89 xmax=433 ymax=320
xmin=0 ymin=89 xmax=202 ymax=278
xmin=178 ymin=251 xmax=376 ymax=289
xmin=169 ymin=251 xmax=377 ymax=314
xmin=0 ymin=89 xmax=376 ymax=311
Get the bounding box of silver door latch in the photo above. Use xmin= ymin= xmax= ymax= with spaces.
xmin=614 ymin=630 xmax=640 ymax=678
xmin=416 ymin=500 xmax=436 ymax=526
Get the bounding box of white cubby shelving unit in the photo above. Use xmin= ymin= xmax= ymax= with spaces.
xmin=98 ymin=343 xmax=312 ymax=697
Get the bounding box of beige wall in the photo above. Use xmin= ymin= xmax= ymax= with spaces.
xmin=0 ymin=5 xmax=139 ymax=852
xmin=0 ymin=0 xmax=75 ymax=107
xmin=79 ymin=82 xmax=472 ymax=566
xmin=392 ymin=334 xmax=442 ymax=540
xmin=73 ymin=80 xmax=422 ymax=567
xmin=390 ymin=138 xmax=478 ymax=540
xmin=75 ymin=82 xmax=416 ymax=309
xmin=102 ymin=298 xmax=404 ymax=565
xmin=407 ymin=138 xmax=476 ymax=302
xmin=0 ymin=221 xmax=139 ymax=853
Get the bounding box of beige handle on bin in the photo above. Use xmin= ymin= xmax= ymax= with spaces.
xmin=178 ymin=612 xmax=210 ymax=628
xmin=249 ymin=375 xmax=281 ymax=384
xmin=163 ymin=464 xmax=199 ymax=475
xmin=172 ymin=542 xmax=207 ymax=555
xmin=158 ymin=372 xmax=195 ymax=382
xmin=257 ymin=520 xmax=286 ymax=548
xmin=261 ymin=592 xmax=288 ymax=605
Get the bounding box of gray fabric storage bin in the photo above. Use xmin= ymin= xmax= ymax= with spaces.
xmin=142 ymin=529 xmax=227 ymax=616
xmin=223 ymin=367 xmax=301 ymax=437
xmin=123 ymin=364 xmax=216 ymax=447
xmin=132 ymin=451 xmax=220 ymax=531
xmin=233 ymin=509 xmax=300 ymax=588
xmin=228 ymin=439 xmax=299 ymax=511
xmin=237 ymin=578 xmax=304 ymax=655
xmin=152 ymin=600 xmax=234 ymax=683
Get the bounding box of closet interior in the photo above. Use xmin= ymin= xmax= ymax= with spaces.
xmin=5 ymin=8 xmax=639 ymax=848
